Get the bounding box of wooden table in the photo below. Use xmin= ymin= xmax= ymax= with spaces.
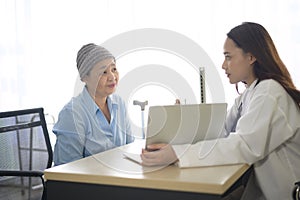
xmin=44 ymin=140 xmax=250 ymax=199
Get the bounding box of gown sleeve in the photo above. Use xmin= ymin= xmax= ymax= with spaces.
xmin=53 ymin=104 xmax=87 ymax=165
xmin=173 ymin=83 xmax=296 ymax=168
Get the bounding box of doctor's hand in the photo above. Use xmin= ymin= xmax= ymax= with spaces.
xmin=141 ymin=143 xmax=178 ymax=166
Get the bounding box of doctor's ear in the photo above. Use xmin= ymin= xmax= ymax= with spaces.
xmin=248 ymin=53 xmax=257 ymax=65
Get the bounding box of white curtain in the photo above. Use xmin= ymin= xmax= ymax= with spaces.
xmin=0 ymin=0 xmax=32 ymax=111
xmin=1 ymin=0 xmax=300 ymax=127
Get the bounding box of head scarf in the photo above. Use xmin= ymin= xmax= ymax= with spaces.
xmin=76 ymin=43 xmax=115 ymax=79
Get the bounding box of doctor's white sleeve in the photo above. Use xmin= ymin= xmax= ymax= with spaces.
xmin=173 ymin=92 xmax=296 ymax=168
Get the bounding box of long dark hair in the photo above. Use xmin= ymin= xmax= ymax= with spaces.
xmin=227 ymin=22 xmax=300 ymax=108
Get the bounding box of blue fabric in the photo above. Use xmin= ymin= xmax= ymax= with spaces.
xmin=53 ymin=87 xmax=134 ymax=165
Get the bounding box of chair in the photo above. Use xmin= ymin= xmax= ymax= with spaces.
xmin=0 ymin=107 xmax=53 ymax=200
xmin=293 ymin=181 xmax=300 ymax=200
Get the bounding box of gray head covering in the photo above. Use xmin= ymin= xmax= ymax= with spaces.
xmin=76 ymin=43 xmax=115 ymax=79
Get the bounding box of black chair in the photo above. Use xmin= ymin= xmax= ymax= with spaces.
xmin=0 ymin=107 xmax=53 ymax=200
xmin=293 ymin=181 xmax=300 ymax=200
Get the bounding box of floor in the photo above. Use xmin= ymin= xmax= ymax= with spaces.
xmin=0 ymin=177 xmax=43 ymax=200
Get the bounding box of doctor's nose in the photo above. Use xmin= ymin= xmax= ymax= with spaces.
xmin=222 ymin=60 xmax=227 ymax=70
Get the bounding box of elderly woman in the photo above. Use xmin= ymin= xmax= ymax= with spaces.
xmin=53 ymin=43 xmax=134 ymax=166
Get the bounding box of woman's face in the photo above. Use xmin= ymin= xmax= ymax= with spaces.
xmin=222 ymin=37 xmax=256 ymax=86
xmin=83 ymin=58 xmax=118 ymax=98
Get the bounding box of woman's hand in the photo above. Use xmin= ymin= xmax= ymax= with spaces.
xmin=141 ymin=143 xmax=178 ymax=166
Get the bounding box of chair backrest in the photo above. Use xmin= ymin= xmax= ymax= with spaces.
xmin=294 ymin=181 xmax=300 ymax=200
xmin=0 ymin=107 xmax=53 ymax=173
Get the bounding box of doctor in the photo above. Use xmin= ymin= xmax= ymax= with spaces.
xmin=141 ymin=22 xmax=300 ymax=200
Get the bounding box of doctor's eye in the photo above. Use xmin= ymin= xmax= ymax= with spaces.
xmin=225 ymin=55 xmax=231 ymax=61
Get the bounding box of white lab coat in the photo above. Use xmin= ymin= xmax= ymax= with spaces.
xmin=173 ymin=79 xmax=300 ymax=200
